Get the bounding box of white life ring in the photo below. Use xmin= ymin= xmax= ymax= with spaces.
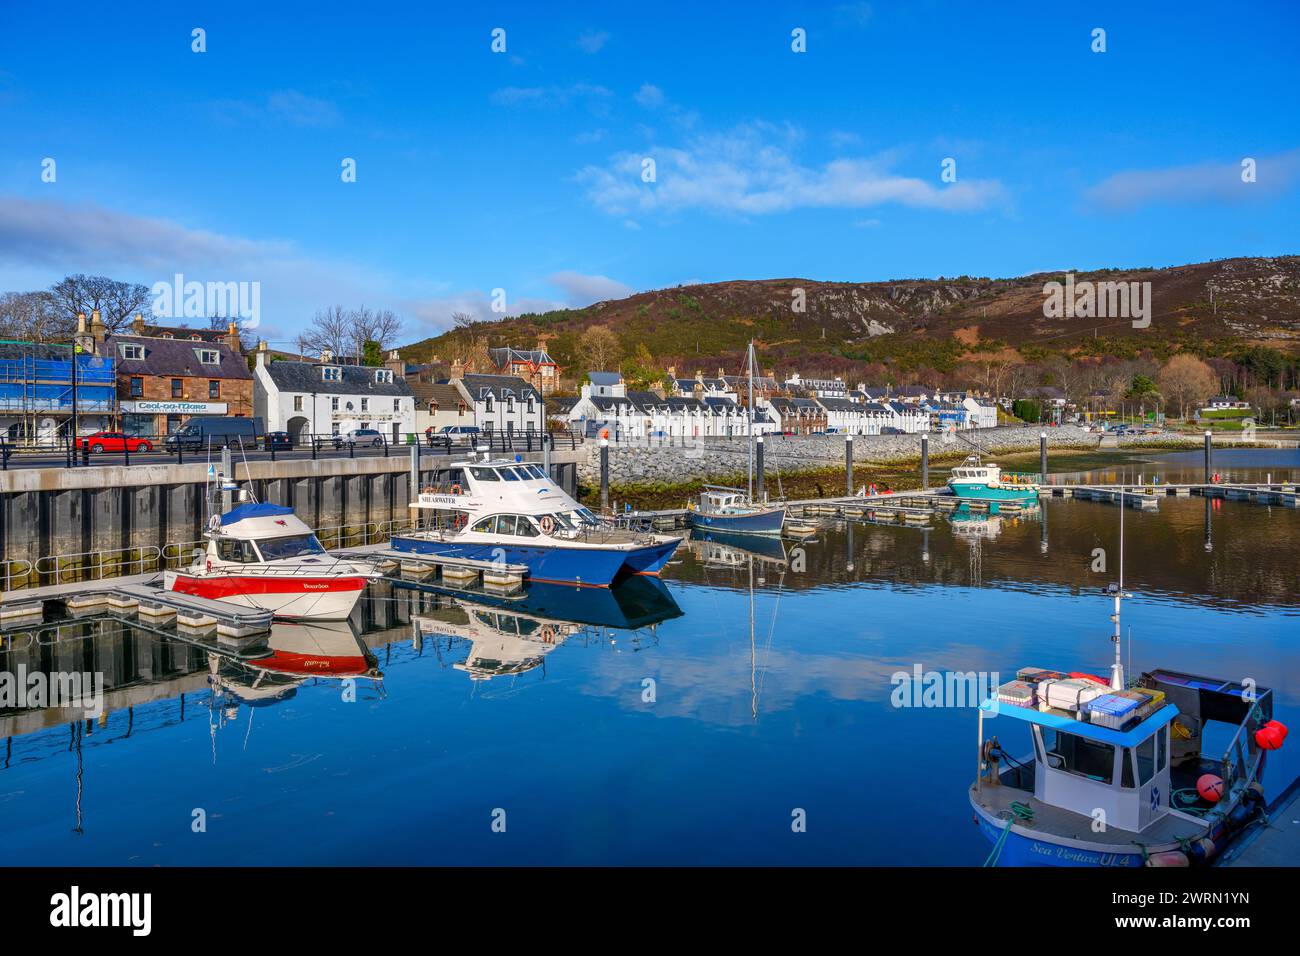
xmin=539 ymin=515 xmax=556 ymax=535
xmin=540 ymin=625 xmax=557 ymax=644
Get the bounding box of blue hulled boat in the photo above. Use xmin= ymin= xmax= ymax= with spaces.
xmin=687 ymin=486 xmax=786 ymax=537
xmin=391 ymin=456 xmax=681 ymax=588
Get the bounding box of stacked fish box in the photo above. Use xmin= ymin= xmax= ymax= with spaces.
xmin=1085 ymin=689 xmax=1166 ymax=730
xmin=997 ymin=668 xmax=1111 ymax=720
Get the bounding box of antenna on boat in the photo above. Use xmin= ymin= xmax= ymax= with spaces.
xmin=746 ymin=341 xmax=756 ymax=502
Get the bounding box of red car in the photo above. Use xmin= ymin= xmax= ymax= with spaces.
xmin=78 ymin=432 xmax=154 ymax=453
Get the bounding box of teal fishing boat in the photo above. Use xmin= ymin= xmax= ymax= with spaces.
xmin=947 ymin=455 xmax=1040 ymax=502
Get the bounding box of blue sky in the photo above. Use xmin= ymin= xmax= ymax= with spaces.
xmin=1 ymin=1 xmax=1297 ymax=346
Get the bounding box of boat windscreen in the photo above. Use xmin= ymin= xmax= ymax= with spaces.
xmin=255 ymin=534 xmax=327 ymax=561
xmin=469 ymin=467 xmax=499 ymax=481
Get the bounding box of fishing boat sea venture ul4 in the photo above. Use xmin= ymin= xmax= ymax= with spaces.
xmin=970 ymin=505 xmax=1287 ymax=867
xmin=391 ymin=456 xmax=682 ymax=587
xmin=164 ymin=501 xmax=379 ymax=621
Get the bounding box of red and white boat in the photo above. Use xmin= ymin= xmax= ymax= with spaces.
xmin=164 ymin=501 xmax=379 ymax=620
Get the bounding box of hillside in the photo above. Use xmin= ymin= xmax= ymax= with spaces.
xmin=399 ymin=256 xmax=1300 ymax=381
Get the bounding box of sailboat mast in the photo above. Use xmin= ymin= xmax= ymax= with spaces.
xmin=747 ymin=341 xmax=755 ymax=500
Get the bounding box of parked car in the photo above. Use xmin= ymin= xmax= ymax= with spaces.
xmin=334 ymin=428 xmax=385 ymax=448
xmin=165 ymin=417 xmax=264 ymax=451
xmin=429 ymin=425 xmax=481 ymax=448
xmin=263 ymin=431 xmax=293 ymax=450
xmin=78 ymin=432 xmax=154 ymax=453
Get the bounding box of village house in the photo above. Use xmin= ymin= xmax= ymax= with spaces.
xmin=962 ymin=395 xmax=999 ymax=429
xmin=410 ymin=380 xmax=474 ymax=434
xmin=488 ymin=343 xmax=562 ymax=396
xmin=668 ymin=367 xmax=735 ymax=401
xmin=784 ymin=373 xmax=847 ymax=398
xmin=767 ymin=397 xmax=828 ymax=435
xmin=253 ymin=343 xmax=415 ymax=442
xmin=105 ymin=318 xmax=253 ymax=438
xmin=449 ymin=369 xmax=544 ymax=437
xmin=0 ymin=313 xmax=117 ymax=444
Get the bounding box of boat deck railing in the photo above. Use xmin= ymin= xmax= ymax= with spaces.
xmin=1221 ymin=687 xmax=1273 ymax=791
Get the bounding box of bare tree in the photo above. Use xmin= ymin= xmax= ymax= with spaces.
xmin=302 ymin=306 xmax=352 ymax=359
xmin=451 ymin=310 xmax=477 ymax=329
xmin=0 ymin=290 xmax=69 ymax=341
xmin=47 ymin=274 xmax=150 ymax=332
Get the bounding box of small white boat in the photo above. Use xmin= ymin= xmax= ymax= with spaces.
xmin=164 ymin=501 xmax=379 ymax=621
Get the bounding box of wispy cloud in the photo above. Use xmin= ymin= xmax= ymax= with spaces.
xmin=576 ymin=123 xmax=1007 ymax=217
xmin=547 ymin=271 xmax=632 ymax=305
xmin=490 ymin=83 xmax=613 ymax=113
xmin=576 ymin=29 xmax=610 ymax=54
xmin=1084 ymin=148 xmax=1300 ymax=210
xmin=211 ymin=89 xmax=340 ymax=128
xmin=634 ymin=83 xmax=665 ymax=109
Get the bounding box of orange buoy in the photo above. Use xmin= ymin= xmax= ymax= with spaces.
xmin=1197 ymin=773 xmax=1225 ymax=803
xmin=1255 ymin=721 xmax=1287 ymax=751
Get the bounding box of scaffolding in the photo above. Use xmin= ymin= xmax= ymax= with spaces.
xmin=0 ymin=341 xmax=117 ymax=445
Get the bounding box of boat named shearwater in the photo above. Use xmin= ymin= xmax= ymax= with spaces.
xmin=164 ymin=501 xmax=379 ymax=621
xmin=391 ymin=455 xmax=682 ymax=587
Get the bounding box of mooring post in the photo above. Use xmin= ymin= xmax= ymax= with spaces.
xmin=921 ymin=432 xmax=929 ymax=491
xmin=845 ymin=433 xmax=854 ymax=496
xmin=543 ymin=430 xmax=552 ymax=478
xmin=756 ymin=433 xmax=765 ymax=502
xmin=1040 ymin=432 xmax=1048 ymax=484
xmin=1204 ymin=430 xmax=1212 ymax=483
xmin=600 ymin=437 xmax=610 ymax=512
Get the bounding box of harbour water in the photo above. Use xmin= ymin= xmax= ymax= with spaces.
xmin=2 ymin=450 xmax=1296 ymax=865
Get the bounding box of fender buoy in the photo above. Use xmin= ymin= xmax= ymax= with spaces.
xmin=1197 ymin=773 xmax=1225 ymax=803
xmin=1255 ymin=720 xmax=1288 ymax=751
xmin=1069 ymin=672 xmax=1110 ymax=687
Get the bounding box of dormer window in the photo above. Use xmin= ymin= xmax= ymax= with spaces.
xmin=118 ymin=343 xmax=144 ymax=361
xmin=190 ymin=334 xmax=202 ymax=341
xmin=374 ymin=369 xmax=394 ymax=384
xmin=195 ymin=348 xmax=220 ymax=365
xmin=321 ymin=366 xmax=342 ymax=382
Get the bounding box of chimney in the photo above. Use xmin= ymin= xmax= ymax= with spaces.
xmin=321 ymin=347 xmax=334 ymax=364
xmin=667 ymin=365 xmax=676 ymax=381
xmin=450 ymin=359 xmax=465 ymax=382
xmin=255 ymin=339 xmax=268 ymax=368
xmin=132 ymin=312 xmax=146 ymax=335
xmin=76 ymin=312 xmax=87 ymax=334
xmin=225 ymin=320 xmax=242 ymax=355
xmin=89 ymin=309 xmax=106 ymax=351
xmin=385 ymin=349 xmax=405 ymax=377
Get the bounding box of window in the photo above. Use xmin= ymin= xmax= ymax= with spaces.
xmin=1157 ymin=727 xmax=1167 ymax=772
xmin=471 ymin=516 xmax=496 ymax=533
xmin=468 ymin=467 xmax=499 ymax=481
xmin=196 ymin=349 xmax=219 ymax=365
xmin=374 ymin=369 xmax=393 ymax=384
xmin=393 ymin=398 xmax=401 ymax=412
xmin=293 ymin=395 xmax=304 ymax=411
xmin=484 ymin=396 xmax=494 ymax=412
xmin=255 ymin=534 xmax=326 ymax=561
xmin=209 ymin=380 xmax=220 ymax=399
xmin=171 ymin=379 xmax=183 ymax=398
xmin=500 ymin=467 xmax=523 ymax=481
xmin=217 ymin=538 xmax=259 ymax=563
xmin=1040 ymin=729 xmax=1115 ymax=785
xmin=129 ymin=377 xmax=143 ymax=397
xmin=331 ymin=397 xmax=339 ymax=411
xmin=322 ymin=367 xmax=342 ymax=382
xmin=496 ymin=515 xmax=518 ymax=535
xmin=360 ymin=398 xmax=369 ymax=412
xmin=515 ymin=517 xmax=540 ymax=537
xmin=1135 ymin=734 xmax=1157 ymax=786
xmin=118 ymin=343 xmax=144 ymax=361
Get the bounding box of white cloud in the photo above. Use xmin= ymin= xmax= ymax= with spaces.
xmin=576 ymin=124 xmax=1007 ymax=217
xmin=0 ymin=195 xmax=420 ymax=341
xmin=211 ymin=89 xmax=340 ymax=127
xmin=635 ymin=83 xmax=665 ymax=109
xmin=1084 ymin=148 xmax=1300 ymax=210
xmin=576 ymin=30 xmax=610 ymax=53
xmin=490 ymin=83 xmax=613 ymax=112
xmin=547 ymin=271 xmax=633 ymax=306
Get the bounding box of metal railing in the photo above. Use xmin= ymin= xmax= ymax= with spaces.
xmin=0 ymin=428 xmax=584 ymax=470
xmin=33 ymin=546 xmax=163 ymax=586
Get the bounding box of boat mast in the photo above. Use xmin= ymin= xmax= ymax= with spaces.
xmin=747 ymin=341 xmax=755 ymax=501
xmin=1109 ymin=496 xmax=1126 ymax=690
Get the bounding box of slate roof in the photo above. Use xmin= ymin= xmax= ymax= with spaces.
xmin=816 ymin=397 xmax=862 ymax=413
xmin=410 ymin=381 xmax=469 ymax=409
xmin=587 ymin=371 xmax=622 ymax=387
xmin=547 ymin=396 xmax=579 ymax=415
xmin=591 ymin=395 xmax=639 ymax=412
xmin=489 ymin=346 xmax=558 ymax=368
xmin=108 ymin=334 xmax=251 ymax=380
xmin=136 ymin=323 xmax=229 ymax=343
xmin=454 ymin=374 xmax=539 ymax=402
xmin=264 ymin=359 xmax=412 ymax=395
